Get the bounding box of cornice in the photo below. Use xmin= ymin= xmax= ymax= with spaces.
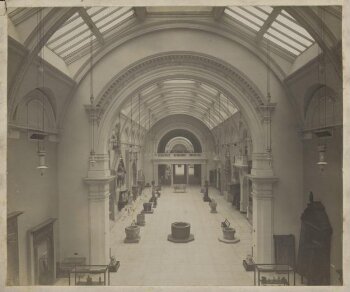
xmin=84 ymin=175 xmax=115 ymax=185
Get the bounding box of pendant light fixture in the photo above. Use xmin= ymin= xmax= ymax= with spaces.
xmin=36 ymin=9 xmax=48 ymax=176
xmin=89 ymin=31 xmax=96 ymax=167
xmin=316 ymin=7 xmax=328 ymax=171
xmin=129 ymin=94 xmax=133 ymax=161
xmin=265 ymin=38 xmax=272 ymax=154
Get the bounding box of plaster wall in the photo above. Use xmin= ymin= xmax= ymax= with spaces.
xmin=302 ymin=127 xmax=342 ymax=285
xmin=7 ymin=134 xmax=58 ymax=285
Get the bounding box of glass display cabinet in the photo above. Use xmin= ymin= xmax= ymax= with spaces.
xmin=254 ymin=264 xmax=295 ymax=286
xmin=68 ymin=265 xmax=110 ymax=286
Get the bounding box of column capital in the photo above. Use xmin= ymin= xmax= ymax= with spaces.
xmin=248 ymin=175 xmax=278 ymax=199
xmin=251 ymin=152 xmax=274 ymax=177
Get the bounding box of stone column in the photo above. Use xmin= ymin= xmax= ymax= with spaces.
xmin=153 ymin=163 xmax=158 ymax=185
xmin=248 ymin=153 xmax=278 ymax=264
xmin=170 ymin=164 xmax=173 ymax=186
xmin=239 ymin=167 xmax=249 ymax=213
xmin=84 ymin=154 xmax=115 ymax=265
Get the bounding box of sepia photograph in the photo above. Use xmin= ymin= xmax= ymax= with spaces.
xmin=1 ymin=0 xmax=348 ymax=290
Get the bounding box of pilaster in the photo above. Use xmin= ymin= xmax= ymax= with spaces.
xmin=247 ymin=175 xmax=278 ymax=264
xmin=84 ymin=152 xmax=114 ymax=265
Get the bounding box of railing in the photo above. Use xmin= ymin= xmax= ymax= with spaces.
xmin=153 ymin=153 xmax=205 ymax=159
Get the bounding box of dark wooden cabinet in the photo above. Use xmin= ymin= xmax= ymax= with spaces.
xmin=7 ymin=211 xmax=23 ymax=286
xmin=296 ymin=198 xmax=332 ymax=285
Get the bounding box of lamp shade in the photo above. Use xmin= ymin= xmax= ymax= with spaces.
xmin=37 ymin=150 xmax=48 ymax=176
xmin=317 ymin=145 xmax=327 ymax=171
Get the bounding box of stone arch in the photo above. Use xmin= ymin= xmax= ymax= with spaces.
xmin=304 ymin=84 xmax=341 ymax=130
xmin=12 ymin=87 xmax=57 ymax=132
xmin=165 ymin=137 xmax=194 ymax=153
xmin=95 ymin=52 xmax=267 ymax=155
xmin=157 ymin=129 xmax=202 ymax=153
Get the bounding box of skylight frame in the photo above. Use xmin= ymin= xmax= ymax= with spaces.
xmin=223 ymin=6 xmax=315 ymax=57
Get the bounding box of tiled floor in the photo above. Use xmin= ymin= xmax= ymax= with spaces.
xmin=109 ymin=186 xmax=255 ymax=286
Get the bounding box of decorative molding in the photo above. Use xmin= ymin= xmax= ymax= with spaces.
xmin=96 ymin=52 xmax=266 ymax=121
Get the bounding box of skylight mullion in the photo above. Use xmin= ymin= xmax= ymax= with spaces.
xmin=58 ymin=34 xmax=95 ymax=57
xmin=265 ymin=30 xmax=303 ymax=52
xmin=274 ymin=18 xmax=314 ymax=43
xmin=227 ymin=7 xmax=263 ymax=26
xmin=98 ymin=10 xmax=134 ymax=33
xmin=92 ymin=7 xmax=124 ymax=25
xmin=254 ymin=6 xmax=273 ymax=15
xmin=264 ymin=33 xmax=301 ymax=54
xmin=271 ymin=22 xmax=313 ymax=46
xmin=87 ymin=7 xmax=108 ymax=18
xmin=224 ymin=9 xmax=260 ymax=31
xmin=51 ymin=26 xmax=91 ymax=51
xmin=47 ymin=17 xmax=86 ymax=45
xmin=276 ymin=14 xmax=314 ymax=41
xmin=269 ymin=26 xmax=309 ymax=49
xmin=239 ymin=6 xmax=267 ymax=23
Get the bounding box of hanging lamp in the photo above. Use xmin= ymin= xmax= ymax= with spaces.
xmin=36 ymin=9 xmax=48 ymax=176
xmin=316 ymin=7 xmax=328 ymax=171
xmin=89 ymin=31 xmax=96 ymax=166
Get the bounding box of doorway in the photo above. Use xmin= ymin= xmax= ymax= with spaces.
xmin=173 ymin=164 xmax=187 ymax=184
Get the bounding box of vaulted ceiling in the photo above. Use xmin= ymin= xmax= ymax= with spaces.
xmin=7 ymin=6 xmax=342 ymax=134
xmin=8 ymin=6 xmax=317 ymax=65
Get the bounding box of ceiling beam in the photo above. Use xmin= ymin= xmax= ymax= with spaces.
xmin=256 ymin=7 xmax=281 ymax=44
xmin=78 ymin=8 xmax=105 ymax=45
xmin=212 ymin=7 xmax=225 ymax=21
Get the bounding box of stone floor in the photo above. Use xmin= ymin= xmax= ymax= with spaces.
xmin=108 ymin=186 xmax=255 ymax=286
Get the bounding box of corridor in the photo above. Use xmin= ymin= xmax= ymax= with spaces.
xmin=109 ymin=187 xmax=254 ymax=286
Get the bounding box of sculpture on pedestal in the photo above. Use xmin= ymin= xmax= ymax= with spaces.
xmin=116 ymin=159 xmax=126 ymax=188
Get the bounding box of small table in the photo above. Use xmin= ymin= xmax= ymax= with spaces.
xmin=254 ymin=264 xmax=295 ymax=286
xmin=69 ymin=265 xmax=110 ymax=286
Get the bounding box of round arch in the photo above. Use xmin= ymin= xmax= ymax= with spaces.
xmin=95 ymin=52 xmax=267 ymax=154
xmin=157 ymin=129 xmax=202 ymax=153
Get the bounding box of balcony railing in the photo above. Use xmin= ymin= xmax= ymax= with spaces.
xmin=153 ymin=153 xmax=205 ymax=159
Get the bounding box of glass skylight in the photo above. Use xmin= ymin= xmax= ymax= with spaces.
xmin=121 ymin=80 xmax=238 ymax=129
xmin=224 ymin=6 xmax=315 ymax=57
xmin=44 ymin=7 xmax=135 ymax=62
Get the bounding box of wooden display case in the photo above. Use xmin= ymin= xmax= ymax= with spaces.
xmin=254 ymin=264 xmax=295 ymax=286
xmin=69 ymin=265 xmax=110 ymax=286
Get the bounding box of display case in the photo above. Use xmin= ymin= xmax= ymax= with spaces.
xmin=254 ymin=264 xmax=295 ymax=286
xmin=69 ymin=265 xmax=110 ymax=286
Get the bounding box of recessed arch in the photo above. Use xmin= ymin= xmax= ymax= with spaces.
xmin=96 ymin=52 xmax=267 ymax=154
xmin=157 ymin=129 xmax=202 ymax=153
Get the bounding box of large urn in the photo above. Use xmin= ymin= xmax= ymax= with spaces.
xmin=171 ymin=222 xmax=190 ymax=239
xmin=124 ymin=225 xmax=140 ymax=243
xmin=222 ymin=227 xmax=236 ymax=240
